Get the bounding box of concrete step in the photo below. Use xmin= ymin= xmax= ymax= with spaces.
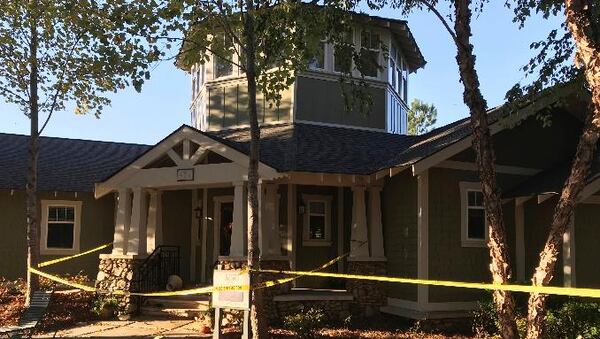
xmin=144 ymin=297 xmax=210 ymax=310
xmin=140 ymin=305 xmax=209 ymax=319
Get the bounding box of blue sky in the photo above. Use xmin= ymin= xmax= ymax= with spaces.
xmin=0 ymin=2 xmax=564 ymax=145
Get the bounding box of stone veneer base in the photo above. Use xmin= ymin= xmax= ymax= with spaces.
xmin=96 ymin=255 xmax=143 ymax=315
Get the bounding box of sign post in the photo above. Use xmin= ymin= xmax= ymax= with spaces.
xmin=212 ymin=269 xmax=251 ymax=339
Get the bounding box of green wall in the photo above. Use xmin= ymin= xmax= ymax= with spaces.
xmin=295 ymin=185 xmax=344 ymax=288
xmin=161 ymin=190 xmax=193 ymax=282
xmin=574 ymin=203 xmax=600 ymax=288
xmin=207 ymin=83 xmax=292 ymax=130
xmin=427 ymin=168 xmax=524 ymax=303
xmin=295 ymin=76 xmax=386 ymax=130
xmin=382 ymin=171 xmax=418 ymax=301
xmin=0 ymin=190 xmax=114 ymax=280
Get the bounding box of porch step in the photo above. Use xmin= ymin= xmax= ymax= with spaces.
xmin=141 ymin=295 xmax=210 ymax=319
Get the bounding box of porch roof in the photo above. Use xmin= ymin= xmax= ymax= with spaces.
xmin=205 ymin=122 xmax=418 ymax=175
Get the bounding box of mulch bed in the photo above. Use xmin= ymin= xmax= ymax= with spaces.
xmin=0 ymin=277 xmax=97 ymax=333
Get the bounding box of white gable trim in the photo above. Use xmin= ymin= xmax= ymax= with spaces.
xmin=95 ymin=126 xmax=281 ymax=198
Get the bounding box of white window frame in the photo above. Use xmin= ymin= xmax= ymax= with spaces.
xmin=40 ymin=200 xmax=82 ymax=255
xmin=332 ymin=29 xmax=355 ymax=75
xmin=359 ymin=29 xmax=381 ymax=79
xmin=302 ymin=194 xmax=332 ymax=247
xmin=460 ymin=182 xmax=488 ymax=247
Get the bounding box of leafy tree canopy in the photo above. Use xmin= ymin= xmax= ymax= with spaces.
xmin=0 ymin=0 xmax=166 ymax=124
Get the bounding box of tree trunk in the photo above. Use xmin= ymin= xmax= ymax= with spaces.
xmin=526 ymin=1 xmax=600 ymax=337
xmin=243 ymin=2 xmax=268 ymax=337
xmin=453 ymin=1 xmax=518 ymax=338
xmin=25 ymin=0 xmax=40 ymax=307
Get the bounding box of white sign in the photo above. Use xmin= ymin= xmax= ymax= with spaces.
xmin=212 ymin=269 xmax=250 ymax=310
xmin=177 ymin=168 xmax=194 ymax=181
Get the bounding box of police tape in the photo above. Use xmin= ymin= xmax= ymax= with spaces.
xmin=254 ymin=268 xmax=600 ymax=299
xmin=38 ymin=243 xmax=113 ymax=268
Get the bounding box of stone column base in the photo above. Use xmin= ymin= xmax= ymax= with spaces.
xmin=96 ymin=254 xmax=143 ymax=315
xmin=346 ymin=260 xmax=387 ymax=318
xmin=259 ymin=259 xmax=291 ymax=323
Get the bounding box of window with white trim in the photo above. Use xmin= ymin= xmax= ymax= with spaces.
xmin=359 ymin=30 xmax=380 ymax=78
xmin=213 ymin=33 xmax=234 ymax=78
xmin=333 ymin=30 xmax=353 ymax=74
xmin=41 ymin=200 xmax=82 ymax=254
xmin=308 ymin=40 xmax=326 ymax=70
xmin=460 ymin=182 xmax=487 ymax=247
xmin=302 ymin=195 xmax=332 ymax=246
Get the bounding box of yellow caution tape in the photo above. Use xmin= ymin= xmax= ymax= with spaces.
xmin=254 ymin=269 xmax=600 ymax=299
xmin=29 ymin=267 xmax=97 ymax=292
xmin=38 ymin=243 xmax=112 ymax=268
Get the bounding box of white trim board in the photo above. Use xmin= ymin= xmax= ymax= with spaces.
xmin=435 ymin=160 xmax=541 ymax=176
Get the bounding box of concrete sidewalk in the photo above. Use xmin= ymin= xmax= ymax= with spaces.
xmin=34 ymin=318 xmax=218 ymax=338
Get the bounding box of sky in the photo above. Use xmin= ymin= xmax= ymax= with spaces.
xmin=0 ymin=2 xmax=565 ymax=145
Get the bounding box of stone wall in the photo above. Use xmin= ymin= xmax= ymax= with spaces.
xmin=346 ymin=260 xmax=387 ymax=317
xmin=96 ymin=255 xmax=142 ymax=315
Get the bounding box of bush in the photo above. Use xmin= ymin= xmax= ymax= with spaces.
xmin=283 ymin=307 xmax=325 ymax=338
xmin=91 ymin=296 xmax=118 ymax=319
xmin=472 ymin=299 xmax=499 ymax=337
xmin=546 ymin=300 xmax=600 ymax=339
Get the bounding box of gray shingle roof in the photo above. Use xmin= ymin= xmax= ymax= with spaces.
xmin=205 ymin=122 xmax=419 ymax=175
xmin=0 ymin=133 xmax=150 ymax=192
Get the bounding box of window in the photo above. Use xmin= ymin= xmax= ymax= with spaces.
xmin=460 ymin=182 xmax=487 ymax=247
xmin=302 ymin=195 xmax=332 ymax=246
xmin=41 ymin=200 xmax=82 ymax=254
xmin=333 ymin=30 xmax=353 ymax=73
xmin=213 ymin=34 xmax=234 ymax=78
xmin=358 ymin=30 xmax=380 ymax=77
xmin=308 ymin=41 xmax=326 ymax=70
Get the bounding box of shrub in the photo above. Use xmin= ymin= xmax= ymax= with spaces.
xmin=472 ymin=299 xmax=500 ymax=337
xmin=283 ymin=306 xmax=325 ymax=338
xmin=545 ymin=300 xmax=600 ymax=339
xmin=91 ymin=296 xmax=118 ymax=319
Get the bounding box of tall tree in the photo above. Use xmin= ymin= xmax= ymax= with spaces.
xmin=407 ymin=98 xmax=438 ymax=135
xmin=509 ymin=0 xmax=600 ymax=337
xmin=0 ymin=0 xmax=163 ymax=305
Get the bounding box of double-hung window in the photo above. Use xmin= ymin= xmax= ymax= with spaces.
xmin=302 ymin=195 xmax=332 ymax=246
xmin=308 ymin=40 xmax=326 ymax=70
xmin=41 ymin=200 xmax=82 ymax=254
xmin=359 ymin=30 xmax=380 ymax=78
xmin=333 ymin=30 xmax=353 ymax=74
xmin=460 ymin=182 xmax=487 ymax=247
xmin=213 ymin=33 xmax=234 ymax=78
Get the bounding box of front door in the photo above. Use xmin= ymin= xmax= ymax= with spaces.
xmin=219 ymin=202 xmax=234 ymax=256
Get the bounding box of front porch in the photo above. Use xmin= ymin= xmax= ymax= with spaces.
xmin=93 ymin=126 xmax=389 ymax=318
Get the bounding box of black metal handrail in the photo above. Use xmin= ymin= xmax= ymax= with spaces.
xmin=133 ymin=245 xmax=180 ymax=311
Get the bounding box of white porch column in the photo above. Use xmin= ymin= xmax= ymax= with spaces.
xmin=350 ymin=185 xmax=369 ymax=258
xmin=250 ymin=183 xmax=264 ymax=256
xmin=113 ymin=189 xmax=132 ymax=255
xmin=261 ymin=184 xmax=281 ymax=257
xmin=368 ymin=186 xmax=385 ymax=259
xmin=146 ymin=190 xmax=163 ymax=254
xmin=128 ymin=187 xmax=148 ymax=256
xmin=230 ymin=181 xmax=245 ymax=257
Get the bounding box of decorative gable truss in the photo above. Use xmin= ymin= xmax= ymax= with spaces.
xmin=95 ymin=126 xmax=281 ymax=198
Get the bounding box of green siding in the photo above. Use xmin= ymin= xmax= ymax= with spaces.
xmin=523 ymin=197 xmax=564 ymax=287
xmin=574 ymin=203 xmax=600 ymax=288
xmin=427 ymin=168 xmax=524 ymax=303
xmin=161 ymin=190 xmax=193 ymax=282
xmin=295 ymin=185 xmax=341 ymax=288
xmin=0 ymin=190 xmax=114 ymax=280
xmin=382 ymin=171 xmax=418 ymax=301
xmin=451 ymin=111 xmax=581 ymax=169
xmin=207 ymin=83 xmax=292 ymax=130
xmin=295 ymin=76 xmax=386 ymax=130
